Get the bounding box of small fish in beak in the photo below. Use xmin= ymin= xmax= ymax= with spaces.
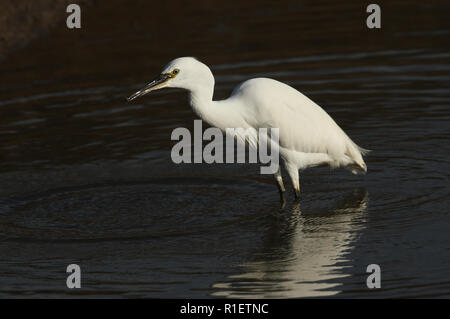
xmin=127 ymin=73 xmax=172 ymax=102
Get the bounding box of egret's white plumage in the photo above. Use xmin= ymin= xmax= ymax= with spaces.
xmin=128 ymin=57 xmax=368 ymax=200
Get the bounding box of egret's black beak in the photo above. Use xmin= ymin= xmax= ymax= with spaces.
xmin=127 ymin=73 xmax=172 ymax=102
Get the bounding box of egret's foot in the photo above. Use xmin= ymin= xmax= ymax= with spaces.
xmin=291 ymin=201 xmax=301 ymax=212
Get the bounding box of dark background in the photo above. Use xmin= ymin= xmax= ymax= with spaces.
xmin=0 ymin=0 xmax=449 ymax=298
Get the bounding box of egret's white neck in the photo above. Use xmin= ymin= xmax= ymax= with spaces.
xmin=184 ymin=67 xmax=243 ymax=131
xmin=189 ymin=84 xmax=214 ymax=111
xmin=188 ymin=83 xmax=231 ymax=131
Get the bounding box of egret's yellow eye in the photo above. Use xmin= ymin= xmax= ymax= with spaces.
xmin=172 ymin=69 xmax=180 ymax=75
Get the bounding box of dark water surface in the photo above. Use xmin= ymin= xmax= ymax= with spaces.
xmin=0 ymin=0 xmax=449 ymax=298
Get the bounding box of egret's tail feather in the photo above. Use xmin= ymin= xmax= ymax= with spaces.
xmin=358 ymin=146 xmax=371 ymax=156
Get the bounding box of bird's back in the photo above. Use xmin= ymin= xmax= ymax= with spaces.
xmin=229 ymin=78 xmax=368 ymax=172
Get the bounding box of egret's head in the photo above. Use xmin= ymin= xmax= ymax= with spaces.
xmin=127 ymin=57 xmax=214 ymax=102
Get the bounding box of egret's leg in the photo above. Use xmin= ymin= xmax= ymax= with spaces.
xmin=285 ymin=163 xmax=300 ymax=200
xmin=274 ymin=168 xmax=286 ymax=204
xmin=275 ymin=169 xmax=286 ymax=193
xmin=293 ymin=183 xmax=300 ymax=199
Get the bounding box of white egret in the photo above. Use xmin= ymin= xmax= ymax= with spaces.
xmin=128 ymin=57 xmax=369 ymax=201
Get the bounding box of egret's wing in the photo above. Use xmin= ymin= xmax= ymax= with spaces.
xmin=234 ymin=78 xmax=366 ymax=168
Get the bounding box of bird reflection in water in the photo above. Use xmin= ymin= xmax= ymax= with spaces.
xmin=212 ymin=188 xmax=369 ymax=298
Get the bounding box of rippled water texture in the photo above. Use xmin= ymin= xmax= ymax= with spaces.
xmin=0 ymin=0 xmax=449 ymax=298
